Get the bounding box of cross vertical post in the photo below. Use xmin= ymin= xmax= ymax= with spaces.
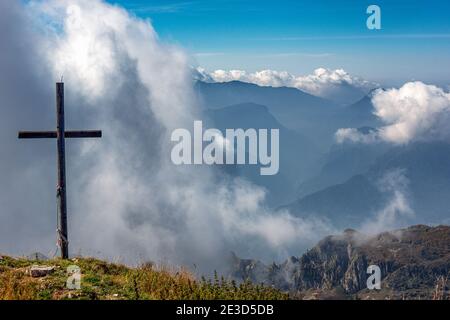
xmin=18 ymin=82 xmax=102 ymax=259
xmin=56 ymin=82 xmax=68 ymax=259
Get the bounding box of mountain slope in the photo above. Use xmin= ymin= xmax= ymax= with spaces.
xmin=296 ymin=141 xmax=391 ymax=198
xmin=196 ymin=81 xmax=384 ymax=152
xmin=283 ymin=175 xmax=387 ymax=228
xmin=196 ymin=81 xmax=341 ymax=148
xmin=196 ymin=80 xmax=337 ymax=111
xmin=338 ymin=93 xmax=380 ymax=128
xmin=204 ymin=102 xmax=320 ymax=205
xmin=231 ymin=225 xmax=450 ymax=300
xmin=284 ymin=141 xmax=450 ymax=227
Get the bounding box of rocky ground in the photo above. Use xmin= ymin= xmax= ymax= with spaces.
xmin=230 ymin=225 xmax=450 ymax=300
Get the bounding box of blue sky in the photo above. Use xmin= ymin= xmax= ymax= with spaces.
xmin=107 ymin=0 xmax=450 ymax=86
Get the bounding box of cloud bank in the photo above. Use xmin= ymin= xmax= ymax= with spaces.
xmin=0 ymin=0 xmax=334 ymax=271
xmin=336 ymin=82 xmax=450 ymax=144
xmin=196 ymin=67 xmax=377 ymax=104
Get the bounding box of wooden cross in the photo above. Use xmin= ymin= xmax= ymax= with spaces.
xmin=18 ymin=82 xmax=102 ymax=259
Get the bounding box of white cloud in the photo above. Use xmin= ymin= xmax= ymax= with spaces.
xmin=0 ymin=0 xmax=333 ymax=270
xmin=292 ymin=68 xmax=373 ymax=95
xmin=336 ymin=82 xmax=450 ymax=144
xmin=221 ymin=69 xmax=291 ymax=87
xmin=335 ymin=128 xmax=378 ymax=144
xmin=359 ymin=169 xmax=414 ymax=235
xmin=374 ymin=82 xmax=450 ymax=144
xmin=197 ymin=67 xmax=377 ymax=104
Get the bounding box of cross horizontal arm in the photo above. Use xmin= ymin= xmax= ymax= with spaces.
xmin=18 ymin=131 xmax=56 ymax=139
xmin=65 ymin=130 xmax=102 ymax=138
xmin=18 ymin=130 xmax=102 ymax=139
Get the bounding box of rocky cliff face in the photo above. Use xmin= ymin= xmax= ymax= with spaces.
xmin=230 ymin=225 xmax=450 ymax=299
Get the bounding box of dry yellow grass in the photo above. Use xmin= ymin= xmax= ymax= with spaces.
xmin=0 ymin=255 xmax=287 ymax=300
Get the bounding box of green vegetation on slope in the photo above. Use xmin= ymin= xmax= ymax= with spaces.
xmin=0 ymin=255 xmax=287 ymax=300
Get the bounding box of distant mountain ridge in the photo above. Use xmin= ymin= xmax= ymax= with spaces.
xmin=196 ymin=80 xmax=450 ymax=227
xmin=196 ymin=80 xmax=341 ymax=147
xmin=284 ymin=141 xmax=450 ymax=228
xmin=196 ymin=80 xmax=337 ymax=111
xmin=196 ymin=80 xmax=379 ymax=149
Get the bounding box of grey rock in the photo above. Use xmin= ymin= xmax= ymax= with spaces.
xmin=29 ymin=265 xmax=55 ymax=277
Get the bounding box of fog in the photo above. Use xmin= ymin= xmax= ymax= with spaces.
xmin=0 ymin=0 xmax=338 ymax=272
